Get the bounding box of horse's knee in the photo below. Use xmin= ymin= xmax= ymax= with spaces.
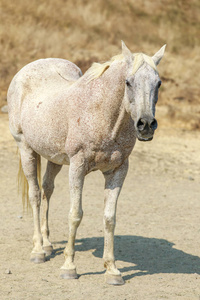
xmin=104 ymin=215 xmax=115 ymax=231
xmin=69 ymin=209 xmax=83 ymax=227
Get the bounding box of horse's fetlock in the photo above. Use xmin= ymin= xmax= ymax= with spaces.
xmin=104 ymin=259 xmax=115 ymax=270
xmin=64 ymin=248 xmax=75 ymax=259
xmin=33 ymin=235 xmax=43 ymax=248
xmin=41 ymin=226 xmax=49 ymax=238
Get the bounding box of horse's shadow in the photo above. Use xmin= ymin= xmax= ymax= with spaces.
xmin=52 ymin=235 xmax=200 ymax=280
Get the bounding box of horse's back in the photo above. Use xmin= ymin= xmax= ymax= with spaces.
xmin=8 ymin=58 xmax=82 ymax=102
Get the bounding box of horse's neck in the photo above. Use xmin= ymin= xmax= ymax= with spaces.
xmin=111 ymin=104 xmax=130 ymax=140
xmin=84 ymin=61 xmax=130 ymax=139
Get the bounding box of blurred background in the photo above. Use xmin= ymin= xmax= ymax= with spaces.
xmin=0 ymin=0 xmax=200 ymax=130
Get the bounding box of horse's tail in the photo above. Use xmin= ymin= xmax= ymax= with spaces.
xmin=18 ymin=153 xmax=41 ymax=212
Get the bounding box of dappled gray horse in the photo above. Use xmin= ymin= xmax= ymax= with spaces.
xmin=8 ymin=42 xmax=166 ymax=285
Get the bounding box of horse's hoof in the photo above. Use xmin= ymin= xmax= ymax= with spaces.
xmin=43 ymin=245 xmax=53 ymax=256
xmin=105 ymin=274 xmax=125 ymax=285
xmin=30 ymin=252 xmax=46 ymax=264
xmin=60 ymin=269 xmax=78 ymax=279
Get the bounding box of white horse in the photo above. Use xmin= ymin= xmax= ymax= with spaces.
xmin=7 ymin=41 xmax=166 ymax=285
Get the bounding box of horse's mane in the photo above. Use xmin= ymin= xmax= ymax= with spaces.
xmin=86 ymin=52 xmax=157 ymax=82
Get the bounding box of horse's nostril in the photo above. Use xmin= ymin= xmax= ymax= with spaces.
xmin=137 ymin=118 xmax=157 ymax=133
xmin=150 ymin=118 xmax=157 ymax=130
xmin=137 ymin=118 xmax=147 ymax=131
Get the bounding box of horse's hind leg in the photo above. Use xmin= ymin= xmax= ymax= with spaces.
xmin=18 ymin=140 xmax=45 ymax=263
xmin=41 ymin=161 xmax=62 ymax=255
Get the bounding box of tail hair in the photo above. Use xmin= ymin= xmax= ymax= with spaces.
xmin=18 ymin=153 xmax=41 ymax=212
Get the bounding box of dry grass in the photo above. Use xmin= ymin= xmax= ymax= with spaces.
xmin=0 ymin=0 xmax=200 ymax=128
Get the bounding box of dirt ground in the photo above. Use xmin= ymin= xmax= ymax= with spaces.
xmin=0 ymin=113 xmax=200 ymax=300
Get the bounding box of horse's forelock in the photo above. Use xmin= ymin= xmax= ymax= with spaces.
xmin=132 ymin=53 xmax=157 ymax=75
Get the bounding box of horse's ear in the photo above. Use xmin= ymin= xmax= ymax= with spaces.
xmin=121 ymin=41 xmax=133 ymax=65
xmin=152 ymin=44 xmax=166 ymax=65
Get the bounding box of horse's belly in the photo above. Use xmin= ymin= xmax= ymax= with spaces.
xmin=22 ymin=128 xmax=70 ymax=165
xmin=22 ymin=126 xmax=70 ymax=165
xmin=38 ymin=151 xmax=70 ymax=165
xmin=21 ymin=101 xmax=70 ymax=165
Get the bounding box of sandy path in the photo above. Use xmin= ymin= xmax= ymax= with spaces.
xmin=0 ymin=114 xmax=200 ymax=300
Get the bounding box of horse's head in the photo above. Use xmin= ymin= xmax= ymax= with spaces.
xmin=122 ymin=42 xmax=166 ymax=141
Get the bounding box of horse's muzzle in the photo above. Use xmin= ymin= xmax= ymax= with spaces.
xmin=137 ymin=135 xmax=153 ymax=142
xmin=136 ymin=117 xmax=157 ymax=142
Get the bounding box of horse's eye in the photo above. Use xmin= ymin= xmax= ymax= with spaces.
xmin=126 ymin=79 xmax=131 ymax=87
xmin=158 ymin=81 xmax=162 ymax=88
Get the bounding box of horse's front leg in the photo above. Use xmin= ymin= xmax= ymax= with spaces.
xmin=60 ymin=154 xmax=85 ymax=279
xmin=103 ymin=159 xmax=128 ymax=285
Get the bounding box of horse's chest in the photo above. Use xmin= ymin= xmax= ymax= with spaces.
xmin=88 ymin=141 xmax=134 ymax=173
xmin=96 ymin=149 xmax=121 ymax=166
